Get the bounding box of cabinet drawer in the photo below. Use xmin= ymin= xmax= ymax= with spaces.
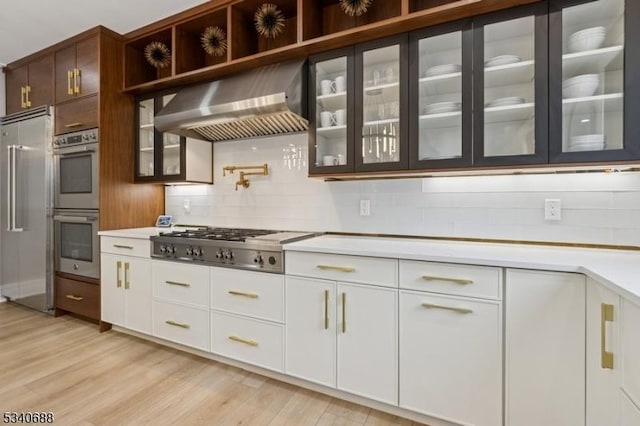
xmin=211 ymin=267 xmax=284 ymax=323
xmin=54 ymin=95 xmax=98 ymax=135
xmin=152 ymin=261 xmax=209 ymax=308
xmin=152 ymin=300 xmax=209 ymax=351
xmin=100 ymin=236 xmax=150 ymax=258
xmin=55 ymin=276 xmax=100 ymax=320
xmin=399 ymin=260 xmax=501 ymax=300
xmin=286 ymin=251 xmax=397 ymax=288
xmin=211 ymin=311 xmax=284 ymax=372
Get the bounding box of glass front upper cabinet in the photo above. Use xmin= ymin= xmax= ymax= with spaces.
xmin=137 ymin=97 xmax=155 ymax=178
xmin=474 ymin=4 xmax=549 ymax=166
xmin=549 ymin=0 xmax=640 ymax=162
xmin=409 ymin=21 xmax=472 ymax=169
xmin=355 ymin=35 xmax=408 ymax=171
xmin=161 ymin=93 xmax=181 ymax=177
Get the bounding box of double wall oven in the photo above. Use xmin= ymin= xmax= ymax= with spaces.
xmin=53 ymin=128 xmax=100 ymax=279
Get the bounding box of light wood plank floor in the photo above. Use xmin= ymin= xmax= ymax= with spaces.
xmin=0 ymin=303 xmax=425 ymax=426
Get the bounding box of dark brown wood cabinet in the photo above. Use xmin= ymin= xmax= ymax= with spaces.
xmin=55 ymin=35 xmax=99 ymax=104
xmin=54 ymin=94 xmax=98 ymax=135
xmin=4 ymin=53 xmax=53 ymax=115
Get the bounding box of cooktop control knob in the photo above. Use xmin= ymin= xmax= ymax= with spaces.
xmin=215 ymin=249 xmax=223 ymax=259
xmin=254 ymin=254 xmax=263 ymax=264
xmin=194 ymin=248 xmax=203 ymax=257
xmin=159 ymin=244 xmax=167 ymax=253
xmin=186 ymin=247 xmax=193 ymax=256
xmin=168 ymin=245 xmax=176 ymax=254
xmin=224 ymin=250 xmax=233 ymax=260
xmin=268 ymin=256 xmax=277 ymax=265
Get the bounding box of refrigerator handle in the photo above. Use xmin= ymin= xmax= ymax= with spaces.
xmin=6 ymin=145 xmax=12 ymax=231
xmin=7 ymin=145 xmax=24 ymax=232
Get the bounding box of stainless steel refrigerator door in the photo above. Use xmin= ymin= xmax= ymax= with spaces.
xmin=1 ymin=112 xmax=53 ymax=312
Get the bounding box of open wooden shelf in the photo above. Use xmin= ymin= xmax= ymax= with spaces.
xmin=124 ymin=28 xmax=173 ymax=88
xmin=409 ymin=0 xmax=461 ymax=14
xmin=175 ymin=7 xmax=229 ymax=74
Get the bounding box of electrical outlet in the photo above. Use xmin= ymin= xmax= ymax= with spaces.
xmin=544 ymin=199 xmax=561 ymax=221
xmin=183 ymin=199 xmax=191 ymax=214
xmin=359 ymin=199 xmax=370 ymax=217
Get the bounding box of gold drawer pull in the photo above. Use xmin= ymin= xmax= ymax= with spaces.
xmin=67 ymin=70 xmax=73 ymax=95
xmin=165 ymin=320 xmax=190 ymax=329
xmin=228 ymin=335 xmax=258 ymax=347
xmin=124 ymin=262 xmax=130 ymax=290
xmin=21 ymin=86 xmax=27 ymax=108
xmin=601 ymin=303 xmax=614 ymax=369
xmin=113 ymin=244 xmax=134 ymax=249
xmin=116 ymin=260 xmax=122 ymax=288
xmin=341 ymin=292 xmax=347 ymax=333
xmin=166 ymin=280 xmax=190 ymax=288
xmin=65 ymin=122 xmax=83 ymax=128
xmin=324 ymin=289 xmax=329 ymax=330
xmin=25 ymin=85 xmax=32 ymax=107
xmin=421 ymin=275 xmax=473 ymax=285
xmin=422 ymin=302 xmax=473 ymax=314
xmin=228 ymin=290 xmax=258 ymax=299
xmin=74 ymin=68 xmax=81 ymax=94
xmin=317 ymin=264 xmax=355 ymax=273
xmin=65 ymin=294 xmax=84 ymax=301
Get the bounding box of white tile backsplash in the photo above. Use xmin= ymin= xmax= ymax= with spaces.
xmin=165 ymin=133 xmax=640 ymax=247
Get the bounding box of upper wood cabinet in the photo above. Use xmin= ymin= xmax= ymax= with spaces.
xmin=4 ymin=53 xmax=53 ymax=115
xmin=55 ymin=35 xmax=99 ymax=104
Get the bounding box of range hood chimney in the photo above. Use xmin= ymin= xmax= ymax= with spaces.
xmin=155 ymin=59 xmax=308 ymax=142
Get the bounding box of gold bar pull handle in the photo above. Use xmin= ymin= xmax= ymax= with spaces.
xmin=324 ymin=289 xmax=329 ymax=330
xmin=65 ymin=122 xmax=83 ymax=128
xmin=25 ymin=85 xmax=32 ymax=107
xmin=124 ymin=262 xmax=130 ymax=290
xmin=20 ymin=86 xmax=26 ymax=108
xmin=341 ymin=292 xmax=346 ymax=333
xmin=228 ymin=290 xmax=259 ymax=299
xmin=67 ymin=70 xmax=74 ymax=95
xmin=317 ymin=264 xmax=355 ymax=273
xmin=65 ymin=294 xmax=84 ymax=301
xmin=601 ymin=303 xmax=614 ymax=369
xmin=165 ymin=320 xmax=190 ymax=329
xmin=74 ymin=68 xmax=81 ymax=94
xmin=165 ymin=280 xmax=190 ymax=288
xmin=421 ymin=275 xmax=473 ymax=285
xmin=116 ymin=261 xmax=122 ymax=288
xmin=113 ymin=244 xmax=134 ymax=249
xmin=228 ymin=335 xmax=258 ymax=347
xmin=422 ymin=302 xmax=473 ymax=314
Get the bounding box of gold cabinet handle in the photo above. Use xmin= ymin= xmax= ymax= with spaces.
xmin=421 ymin=275 xmax=473 ymax=285
xmin=165 ymin=320 xmax=190 ymax=329
xmin=20 ymin=86 xmax=26 ymax=108
xmin=422 ymin=302 xmax=473 ymax=314
xmin=228 ymin=290 xmax=258 ymax=299
xmin=341 ymin=292 xmax=347 ymax=333
xmin=324 ymin=289 xmax=329 ymax=330
xmin=116 ymin=260 xmax=122 ymax=288
xmin=65 ymin=294 xmax=84 ymax=301
xmin=124 ymin=262 xmax=130 ymax=290
xmin=65 ymin=122 xmax=83 ymax=128
xmin=228 ymin=335 xmax=258 ymax=347
xmin=67 ymin=70 xmax=74 ymax=95
xmin=165 ymin=280 xmax=190 ymax=288
xmin=317 ymin=264 xmax=355 ymax=273
xmin=25 ymin=85 xmax=32 ymax=107
xmin=74 ymin=68 xmax=81 ymax=94
xmin=113 ymin=244 xmax=133 ymax=249
xmin=601 ymin=303 xmax=614 ymax=369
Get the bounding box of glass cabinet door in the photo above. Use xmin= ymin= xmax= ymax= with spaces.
xmin=549 ymin=0 xmax=640 ymax=162
xmin=137 ymin=97 xmax=155 ymax=178
xmin=409 ymin=22 xmax=472 ymax=169
xmin=308 ymin=49 xmax=353 ymax=174
xmin=474 ymin=4 xmax=548 ymax=166
xmin=356 ymin=35 xmax=408 ymax=171
xmin=161 ymin=93 xmax=181 ymax=176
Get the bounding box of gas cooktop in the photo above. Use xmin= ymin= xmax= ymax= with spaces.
xmin=150 ymin=227 xmax=317 ymax=273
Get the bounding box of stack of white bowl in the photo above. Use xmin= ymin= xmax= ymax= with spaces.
xmin=563 ymin=74 xmax=600 ymax=98
xmin=568 ymin=26 xmax=606 ymax=53
xmin=568 ymin=134 xmax=606 ymax=152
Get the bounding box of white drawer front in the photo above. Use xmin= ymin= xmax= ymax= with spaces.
xmin=101 ymin=236 xmax=150 ymax=258
xmin=152 ymin=261 xmax=209 ymax=308
xmin=400 ymin=260 xmax=502 ymax=300
xmin=211 ymin=311 xmax=284 ymax=372
xmin=152 ymin=300 xmax=210 ymax=351
xmin=211 ymin=267 xmax=284 ymax=323
xmin=286 ymin=251 xmax=397 ymax=288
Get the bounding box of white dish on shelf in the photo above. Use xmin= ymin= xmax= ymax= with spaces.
xmin=568 ymin=26 xmax=606 ymax=53
xmin=563 ymin=74 xmax=599 ymax=98
xmin=423 ymin=101 xmax=461 ymax=114
xmin=485 ymin=97 xmax=526 ymax=108
xmin=423 ymin=63 xmax=461 ymax=77
xmin=568 ymin=134 xmax=606 ymax=151
xmin=485 ymin=55 xmax=521 ymax=67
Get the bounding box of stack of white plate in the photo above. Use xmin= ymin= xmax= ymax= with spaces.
xmin=568 ymin=134 xmax=606 ymax=152
xmin=563 ymin=74 xmax=599 ymax=98
xmin=423 ymin=64 xmax=461 ymax=77
xmin=568 ymin=26 xmax=606 ymax=53
xmin=485 ymin=55 xmax=521 ymax=67
xmin=423 ymin=101 xmax=461 ymax=114
xmin=485 ymin=97 xmax=525 ymax=108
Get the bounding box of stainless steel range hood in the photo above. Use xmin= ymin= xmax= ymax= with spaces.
xmin=155 ymin=59 xmax=308 ymax=142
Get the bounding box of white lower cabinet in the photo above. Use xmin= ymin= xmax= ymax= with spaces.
xmin=622 ymin=298 xmax=640 ymax=411
xmin=621 ymin=390 xmax=640 ymax=426
xmin=285 ymin=276 xmax=398 ymax=405
xmin=399 ymin=290 xmax=502 ymax=426
xmin=505 ymin=269 xmax=586 ymax=426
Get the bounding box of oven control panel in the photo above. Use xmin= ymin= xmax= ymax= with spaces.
xmin=53 ymin=128 xmax=99 ymax=148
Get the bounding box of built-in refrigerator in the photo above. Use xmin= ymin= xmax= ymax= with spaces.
xmin=0 ymin=106 xmax=54 ymax=312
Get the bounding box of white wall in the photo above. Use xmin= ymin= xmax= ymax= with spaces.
xmin=166 ymin=133 xmax=640 ymax=247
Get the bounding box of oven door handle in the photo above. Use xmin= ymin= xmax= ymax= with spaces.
xmin=53 ymin=215 xmax=98 ymax=223
xmin=53 ymin=148 xmax=96 ymax=157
